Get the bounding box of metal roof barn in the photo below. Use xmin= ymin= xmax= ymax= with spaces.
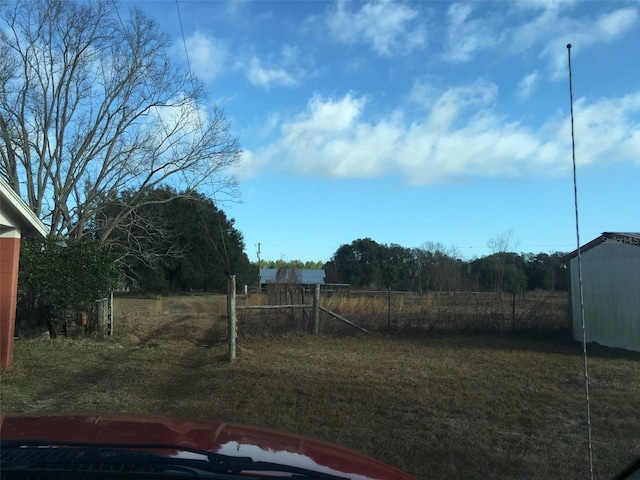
xmin=260 ymin=269 xmax=325 ymax=286
xmin=565 ymin=232 xmax=640 ymax=352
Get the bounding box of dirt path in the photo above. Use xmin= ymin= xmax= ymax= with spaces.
xmin=113 ymin=295 xmax=228 ymax=345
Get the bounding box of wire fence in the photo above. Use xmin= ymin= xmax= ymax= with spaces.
xmin=237 ymin=289 xmax=570 ymax=337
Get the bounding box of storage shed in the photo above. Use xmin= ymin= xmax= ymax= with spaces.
xmin=565 ymin=232 xmax=640 ymax=352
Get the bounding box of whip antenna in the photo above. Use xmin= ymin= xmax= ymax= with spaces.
xmin=567 ymin=43 xmax=594 ymax=480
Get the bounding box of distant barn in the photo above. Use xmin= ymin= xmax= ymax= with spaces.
xmin=565 ymin=232 xmax=640 ymax=352
xmin=259 ymin=269 xmax=325 ymax=290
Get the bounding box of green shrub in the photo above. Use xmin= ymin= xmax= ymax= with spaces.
xmin=19 ymin=238 xmax=122 ymax=336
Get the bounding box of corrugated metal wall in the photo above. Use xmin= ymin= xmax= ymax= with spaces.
xmin=570 ymin=242 xmax=640 ymax=352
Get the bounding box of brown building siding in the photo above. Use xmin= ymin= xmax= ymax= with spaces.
xmin=0 ymin=236 xmax=21 ymax=369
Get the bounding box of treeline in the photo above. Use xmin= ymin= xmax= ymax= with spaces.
xmin=261 ymin=259 xmax=324 ymax=270
xmin=96 ymin=186 xmax=256 ymax=293
xmin=322 ymin=238 xmax=567 ymax=293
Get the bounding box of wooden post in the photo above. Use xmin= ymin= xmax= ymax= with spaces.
xmin=512 ymin=291 xmax=516 ymax=333
xmin=301 ymin=287 xmax=306 ymax=328
xmin=108 ymin=291 xmax=114 ymax=336
xmin=97 ymin=298 xmax=108 ymax=336
xmin=313 ymin=284 xmax=320 ymax=335
xmin=228 ymin=275 xmax=237 ymax=361
xmin=387 ymin=286 xmax=391 ymax=330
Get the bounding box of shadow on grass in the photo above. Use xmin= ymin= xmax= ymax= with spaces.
xmin=6 ymin=314 xmax=231 ymax=415
xmin=385 ymin=329 xmax=640 ymax=361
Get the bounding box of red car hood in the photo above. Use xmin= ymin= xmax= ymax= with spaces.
xmin=0 ymin=414 xmax=416 ymax=480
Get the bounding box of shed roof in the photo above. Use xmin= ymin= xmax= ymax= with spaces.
xmin=0 ymin=178 xmax=47 ymax=238
xmin=260 ymin=269 xmax=326 ymax=285
xmin=564 ymin=232 xmax=640 ymax=261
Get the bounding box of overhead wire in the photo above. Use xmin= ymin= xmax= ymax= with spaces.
xmin=174 ymin=0 xmax=232 ymax=275
xmin=110 ymin=0 xmax=233 ymax=276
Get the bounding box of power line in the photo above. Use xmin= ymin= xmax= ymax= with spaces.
xmin=174 ymin=0 xmax=231 ymax=275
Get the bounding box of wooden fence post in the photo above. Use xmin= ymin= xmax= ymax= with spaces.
xmin=96 ymin=298 xmax=108 ymax=336
xmin=313 ymin=284 xmax=320 ymax=335
xmin=109 ymin=291 xmax=114 ymax=336
xmin=387 ymin=286 xmax=391 ymax=330
xmin=512 ymin=291 xmax=516 ymax=333
xmin=228 ymin=275 xmax=237 ymax=361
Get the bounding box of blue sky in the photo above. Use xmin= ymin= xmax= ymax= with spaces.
xmin=125 ymin=0 xmax=639 ymax=263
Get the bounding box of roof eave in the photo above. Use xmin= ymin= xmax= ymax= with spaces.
xmin=0 ymin=178 xmax=48 ymax=238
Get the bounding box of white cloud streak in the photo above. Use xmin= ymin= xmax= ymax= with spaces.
xmin=541 ymin=6 xmax=639 ymax=79
xmin=443 ymin=3 xmax=498 ymax=63
xmin=237 ymin=45 xmax=311 ymax=89
xmin=326 ymin=0 xmax=427 ymax=56
xmin=246 ymin=56 xmax=296 ymax=88
xmin=442 ymin=3 xmax=638 ymax=77
xmin=517 ymin=71 xmax=539 ymax=100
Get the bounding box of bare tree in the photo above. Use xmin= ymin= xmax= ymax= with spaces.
xmin=417 ymin=241 xmax=463 ymax=293
xmin=0 ymin=0 xmax=240 ymax=239
xmin=487 ymin=229 xmax=520 ymax=294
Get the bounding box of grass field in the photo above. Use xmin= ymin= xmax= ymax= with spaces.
xmin=2 ymin=294 xmax=639 ymax=479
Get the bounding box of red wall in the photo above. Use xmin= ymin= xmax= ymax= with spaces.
xmin=0 ymin=236 xmax=21 ymax=369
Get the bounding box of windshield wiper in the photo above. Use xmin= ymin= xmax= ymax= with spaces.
xmin=1 ymin=440 xmax=350 ymax=480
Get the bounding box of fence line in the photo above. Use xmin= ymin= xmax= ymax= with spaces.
xmin=235 ymin=287 xmax=570 ymax=339
xmin=228 ymin=280 xmax=366 ymax=360
xmin=324 ymin=289 xmax=570 ymax=334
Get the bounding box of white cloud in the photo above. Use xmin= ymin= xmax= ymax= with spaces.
xmin=510 ymin=0 xmax=578 ymax=12
xmin=235 ymin=93 xmax=403 ymax=178
xmin=443 ymin=3 xmax=498 ymax=63
xmin=427 ymin=80 xmax=498 ymax=131
xmin=597 ymin=7 xmax=638 ymax=37
xmin=326 ymin=0 xmax=427 ymax=56
xmin=277 ymin=94 xmax=401 ymax=177
xmin=239 ymin=86 xmax=640 ymax=184
xmin=517 ymin=71 xmax=539 ymax=100
xmin=569 ymin=92 xmax=640 ymax=166
xmin=238 ymin=45 xmax=312 ymax=89
xmin=236 ymin=149 xmax=261 ymax=178
xmin=176 ymin=31 xmax=227 ymax=82
xmin=246 ymin=56 xmax=296 ymax=88
xmin=289 ymin=94 xmax=365 ymax=132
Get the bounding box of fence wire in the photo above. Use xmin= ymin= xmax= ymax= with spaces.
xmin=237 ymin=289 xmax=570 ymax=336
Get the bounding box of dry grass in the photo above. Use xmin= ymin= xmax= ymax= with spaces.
xmin=2 ymin=294 xmax=639 ymax=480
